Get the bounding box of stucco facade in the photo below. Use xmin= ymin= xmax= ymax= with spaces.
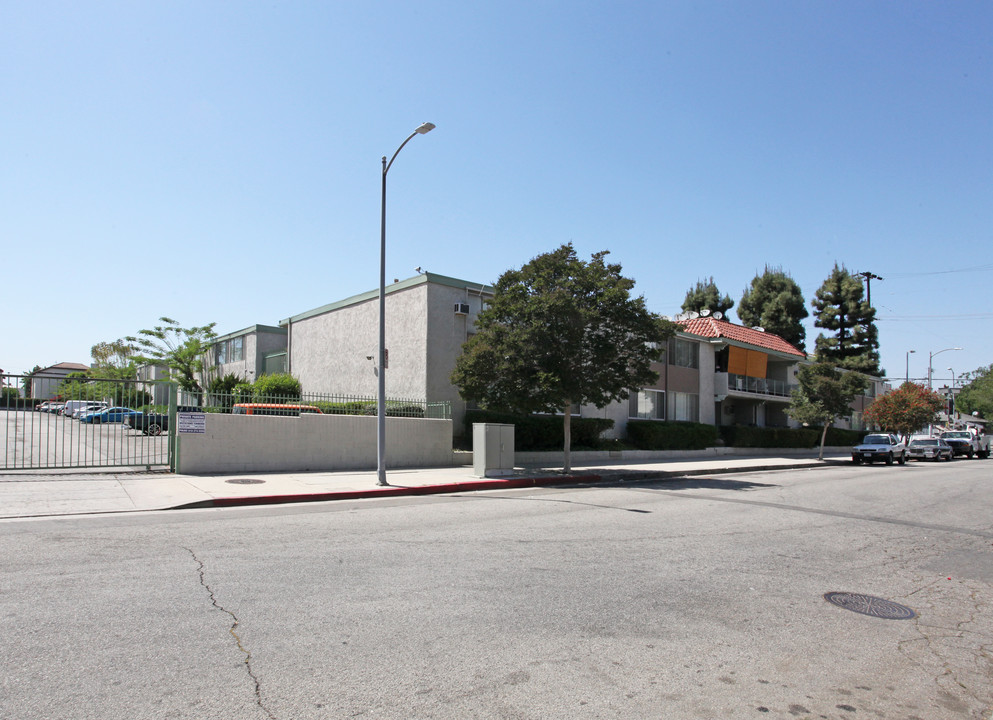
xmin=205 ymin=324 xmax=288 ymax=385
xmin=280 ymin=273 xmax=493 ymax=434
xmin=28 ymin=362 xmax=91 ymax=399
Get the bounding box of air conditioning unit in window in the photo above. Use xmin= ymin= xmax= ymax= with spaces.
xmin=454 ymin=303 xmax=470 ymax=315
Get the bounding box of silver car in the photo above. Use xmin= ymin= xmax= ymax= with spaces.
xmin=907 ymin=437 xmax=954 ymax=462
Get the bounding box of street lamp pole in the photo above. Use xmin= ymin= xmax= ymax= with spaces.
xmin=905 ymin=349 xmax=915 ymax=385
xmin=378 ymin=122 xmax=435 ymax=486
xmin=947 ymin=367 xmax=957 ymax=420
xmin=928 ymin=347 xmax=962 ymax=390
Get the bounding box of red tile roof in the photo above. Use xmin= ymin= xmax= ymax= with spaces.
xmin=677 ymin=317 xmax=806 ymax=358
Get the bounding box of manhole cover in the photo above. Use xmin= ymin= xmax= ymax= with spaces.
xmin=824 ymin=592 xmax=916 ymax=620
xmin=225 ymin=478 xmax=266 ymax=485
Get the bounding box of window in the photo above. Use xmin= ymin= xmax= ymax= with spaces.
xmin=669 ymin=392 xmax=699 ymax=422
xmin=216 ymin=337 xmax=245 ymax=365
xmin=629 ymin=390 xmax=665 ymax=420
xmin=671 ymin=339 xmax=699 ymax=369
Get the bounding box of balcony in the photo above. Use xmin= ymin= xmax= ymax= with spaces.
xmin=716 ymin=372 xmax=795 ymax=399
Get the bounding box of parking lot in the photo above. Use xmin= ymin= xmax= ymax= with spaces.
xmin=1 ymin=409 xmax=168 ymax=471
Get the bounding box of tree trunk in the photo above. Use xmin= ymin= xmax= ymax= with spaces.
xmin=818 ymin=423 xmax=828 ymax=461
xmin=563 ymin=401 xmax=572 ymax=473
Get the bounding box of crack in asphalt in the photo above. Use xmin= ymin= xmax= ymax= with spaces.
xmin=185 ymin=547 xmax=276 ymax=719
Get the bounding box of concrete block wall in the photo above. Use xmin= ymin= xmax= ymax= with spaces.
xmin=176 ymin=413 xmax=455 ymax=475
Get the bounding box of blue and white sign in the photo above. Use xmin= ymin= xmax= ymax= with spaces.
xmin=178 ymin=412 xmax=206 ymax=434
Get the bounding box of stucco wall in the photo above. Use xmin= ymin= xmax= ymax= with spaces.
xmin=288 ymin=285 xmax=429 ymax=398
xmin=176 ymin=413 xmax=455 ymax=474
xmin=425 ymin=283 xmax=487 ymax=432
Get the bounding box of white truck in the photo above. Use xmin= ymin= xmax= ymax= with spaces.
xmin=939 ymin=426 xmax=991 ymax=459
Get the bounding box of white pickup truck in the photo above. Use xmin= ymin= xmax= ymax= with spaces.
xmin=939 ymin=428 xmax=991 ymax=459
xmin=851 ymin=433 xmax=908 ymax=465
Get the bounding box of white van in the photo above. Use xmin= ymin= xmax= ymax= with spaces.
xmin=61 ymin=400 xmax=107 ymax=419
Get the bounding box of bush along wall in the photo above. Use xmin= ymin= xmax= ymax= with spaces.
xmin=626 ymin=420 xmax=719 ymax=451
xmin=719 ymin=425 xmax=866 ymax=448
xmin=464 ymin=410 xmax=614 ymax=451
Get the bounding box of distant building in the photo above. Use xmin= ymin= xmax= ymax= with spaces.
xmin=204 ymin=324 xmax=288 ymax=385
xmin=28 ymin=362 xmax=91 ymax=399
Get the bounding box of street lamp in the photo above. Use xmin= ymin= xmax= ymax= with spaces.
xmin=928 ymin=347 xmax=962 ymax=390
xmin=905 ymin=349 xmax=915 ymax=385
xmin=378 ymin=122 xmax=435 ymax=486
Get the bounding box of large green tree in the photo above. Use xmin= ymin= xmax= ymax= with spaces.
xmin=955 ymin=365 xmax=993 ymax=420
xmin=127 ymin=318 xmax=217 ymax=392
xmin=681 ymin=277 xmax=734 ymax=316
xmin=451 ymin=244 xmax=674 ymax=472
xmin=737 ymin=266 xmax=808 ymax=350
xmin=90 ymin=339 xmax=140 ymax=380
xmin=787 ymin=362 xmax=869 ymax=459
xmin=811 ymin=264 xmax=881 ymax=376
xmin=862 ymin=382 xmax=944 ymax=440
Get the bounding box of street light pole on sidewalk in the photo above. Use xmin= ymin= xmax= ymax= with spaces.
xmin=378 ymin=122 xmax=435 ymax=486
xmin=927 ymin=347 xmax=961 ymax=390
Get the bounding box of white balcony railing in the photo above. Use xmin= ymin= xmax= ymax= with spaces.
xmin=716 ymin=372 xmax=795 ymax=398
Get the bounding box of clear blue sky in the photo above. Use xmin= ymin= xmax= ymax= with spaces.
xmin=3 ymin=1 xmax=990 ymax=390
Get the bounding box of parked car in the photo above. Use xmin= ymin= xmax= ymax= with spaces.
xmin=851 ymin=433 xmax=908 ymax=465
xmin=72 ymin=402 xmax=108 ymax=419
xmin=61 ymin=400 xmax=107 ymax=419
xmin=939 ymin=429 xmax=990 ymax=459
xmin=906 ymin=437 xmax=954 ymax=462
xmin=126 ymin=406 xmax=203 ymax=436
xmin=80 ymin=407 xmax=141 ymax=424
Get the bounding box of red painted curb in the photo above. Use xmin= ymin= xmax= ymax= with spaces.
xmin=200 ymin=474 xmax=604 ymax=509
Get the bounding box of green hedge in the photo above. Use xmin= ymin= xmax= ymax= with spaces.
xmin=626 ymin=420 xmax=719 ymax=450
xmin=464 ymin=410 xmax=614 ymax=451
xmin=314 ymin=401 xmax=425 ymax=418
xmin=1 ymin=394 xmax=40 ymax=409
xmin=719 ymin=425 xmax=866 ymax=448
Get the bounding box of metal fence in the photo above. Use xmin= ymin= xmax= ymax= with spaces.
xmin=181 ymin=390 xmax=451 ymax=419
xmin=1 ymin=373 xmax=449 ymax=472
xmin=1 ymin=375 xmax=172 ymax=471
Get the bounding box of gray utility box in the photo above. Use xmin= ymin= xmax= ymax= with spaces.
xmin=473 ymin=423 xmax=515 ymax=478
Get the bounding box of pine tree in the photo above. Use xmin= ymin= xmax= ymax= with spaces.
xmin=681 ymin=277 xmax=733 ymax=316
xmin=811 ymin=264 xmax=881 ymax=376
xmin=737 ymin=266 xmax=808 ymax=350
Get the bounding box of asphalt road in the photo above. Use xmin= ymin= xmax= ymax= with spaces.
xmin=1 ymin=461 xmax=991 ymax=719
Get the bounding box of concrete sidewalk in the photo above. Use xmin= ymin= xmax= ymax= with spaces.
xmin=0 ymin=453 xmax=849 ymax=519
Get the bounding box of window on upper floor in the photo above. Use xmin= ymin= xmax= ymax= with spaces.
xmin=671 ymin=339 xmax=699 ymax=369
xmin=215 ymin=337 xmax=246 ymax=365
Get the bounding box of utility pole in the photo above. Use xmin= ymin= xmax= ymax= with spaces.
xmin=856 ymin=271 xmax=883 ymax=307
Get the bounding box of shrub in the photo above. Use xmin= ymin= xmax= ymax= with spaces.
xmin=719 ymin=426 xmax=816 ymax=448
xmin=626 ymin=420 xmax=718 ymax=450
xmin=719 ymin=425 xmax=867 ymax=448
xmin=232 ymin=383 xmax=254 ymax=403
xmin=464 ymin=410 xmax=614 ymax=451
xmin=252 ymin=373 xmax=301 ymax=401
